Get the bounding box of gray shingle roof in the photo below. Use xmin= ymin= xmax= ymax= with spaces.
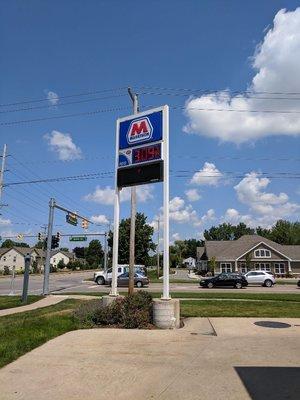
xmin=202 ymin=235 xmax=300 ymax=261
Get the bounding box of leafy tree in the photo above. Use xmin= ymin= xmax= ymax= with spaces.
xmin=34 ymin=241 xmax=45 ymax=249
xmin=268 ymin=220 xmax=300 ymax=245
xmin=108 ymin=213 xmax=155 ymax=265
xmin=204 ymin=223 xmax=254 ymax=241
xmin=73 ymin=247 xmax=86 ymax=259
xmin=57 ymin=259 xmax=66 ymax=269
xmin=1 ymin=239 xmax=30 ymax=248
xmin=85 ymin=240 xmax=104 ymax=267
xmin=59 ymin=247 xmax=69 ymax=252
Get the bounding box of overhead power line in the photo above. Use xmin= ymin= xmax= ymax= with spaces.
xmin=0 ymin=93 xmax=127 ymax=114
xmin=0 ymin=86 xmax=127 ymax=107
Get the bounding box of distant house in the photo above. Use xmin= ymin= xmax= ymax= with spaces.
xmin=0 ymin=247 xmax=44 ymax=273
xmin=50 ymin=250 xmax=75 ymax=268
xmin=182 ymin=257 xmax=196 ymax=269
xmin=196 ymin=235 xmax=300 ymax=277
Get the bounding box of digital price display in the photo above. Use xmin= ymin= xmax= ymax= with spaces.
xmin=132 ymin=144 xmax=161 ymax=165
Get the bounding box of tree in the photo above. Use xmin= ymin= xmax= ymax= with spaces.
xmin=204 ymin=223 xmax=254 ymax=241
xmin=269 ymin=220 xmax=300 ymax=245
xmin=85 ymin=240 xmax=104 ymax=267
xmin=60 ymin=247 xmax=69 ymax=252
xmin=34 ymin=241 xmax=45 ymax=249
xmin=108 ymin=213 xmax=155 ymax=265
xmin=1 ymin=239 xmax=30 ymax=248
xmin=57 ymin=259 xmax=66 ymax=270
xmin=73 ymin=247 xmax=86 ymax=259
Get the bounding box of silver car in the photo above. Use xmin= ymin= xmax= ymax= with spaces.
xmin=244 ymin=270 xmax=275 ymax=287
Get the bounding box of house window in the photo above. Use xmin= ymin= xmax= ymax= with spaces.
xmin=13 ymin=256 xmax=17 ymax=262
xmin=220 ymin=263 xmax=232 ymax=273
xmin=240 ymin=263 xmax=248 ymax=273
xmin=275 ymin=263 xmax=285 ymax=274
xmin=3 ymin=256 xmax=6 ymax=261
xmin=254 ymin=249 xmax=271 ymax=258
xmin=255 ymin=263 xmax=271 ymax=272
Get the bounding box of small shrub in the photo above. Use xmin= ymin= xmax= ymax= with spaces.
xmin=73 ymin=291 xmax=153 ymax=329
xmin=3 ymin=266 xmax=10 ymax=275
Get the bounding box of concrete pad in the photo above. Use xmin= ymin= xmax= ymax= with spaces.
xmin=0 ymin=318 xmax=299 ymax=399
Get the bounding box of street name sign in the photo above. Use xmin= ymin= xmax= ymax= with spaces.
xmin=69 ymin=236 xmax=87 ymax=242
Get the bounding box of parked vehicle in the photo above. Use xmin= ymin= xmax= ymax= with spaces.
xmin=94 ymin=264 xmax=145 ymax=285
xmin=297 ymin=280 xmax=300 ymax=287
xmin=244 ymin=270 xmax=275 ymax=287
xmin=199 ymin=273 xmax=248 ymax=289
xmin=107 ymin=272 xmax=149 ymax=288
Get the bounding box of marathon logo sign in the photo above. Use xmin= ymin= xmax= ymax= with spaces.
xmin=118 ymin=109 xmax=163 ymax=150
xmin=126 ymin=117 xmax=153 ymax=144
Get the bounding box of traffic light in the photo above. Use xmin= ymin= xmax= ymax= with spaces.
xmin=38 ymin=232 xmax=42 ymax=241
xmin=56 ymin=232 xmax=61 ymax=240
xmin=81 ymin=219 xmax=89 ymax=229
xmin=51 ymin=235 xmax=59 ymax=249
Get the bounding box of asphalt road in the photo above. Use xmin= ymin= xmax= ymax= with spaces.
xmin=1 ymin=271 xmax=299 ymax=295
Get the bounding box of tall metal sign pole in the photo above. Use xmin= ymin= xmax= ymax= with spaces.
xmin=43 ymin=198 xmax=55 ymax=295
xmin=128 ymin=87 xmax=139 ymax=295
xmin=112 ymin=104 xmax=170 ymax=300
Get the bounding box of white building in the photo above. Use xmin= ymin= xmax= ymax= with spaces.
xmin=0 ymin=247 xmax=44 ymax=273
xmin=50 ymin=250 xmax=75 ymax=268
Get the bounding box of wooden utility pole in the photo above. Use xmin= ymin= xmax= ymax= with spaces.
xmin=128 ymin=88 xmax=139 ymax=295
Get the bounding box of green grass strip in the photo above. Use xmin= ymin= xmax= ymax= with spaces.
xmin=0 ymin=299 xmax=84 ymax=368
xmin=181 ymin=299 xmax=300 ymax=318
xmin=0 ymin=295 xmax=44 ymax=310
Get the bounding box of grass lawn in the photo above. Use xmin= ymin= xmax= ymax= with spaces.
xmin=0 ymin=299 xmax=84 ymax=368
xmin=0 ymin=295 xmax=43 ymax=310
xmin=181 ymin=299 xmax=300 ymax=318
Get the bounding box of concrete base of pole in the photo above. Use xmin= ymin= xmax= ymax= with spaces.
xmin=102 ymin=295 xmax=123 ymax=307
xmin=152 ymin=299 xmax=180 ymax=329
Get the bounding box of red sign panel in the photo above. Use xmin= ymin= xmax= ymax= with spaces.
xmin=132 ymin=144 xmax=161 ymax=165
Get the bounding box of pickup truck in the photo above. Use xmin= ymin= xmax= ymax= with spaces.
xmin=93 ymin=264 xmax=145 ymax=285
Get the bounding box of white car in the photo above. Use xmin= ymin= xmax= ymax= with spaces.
xmin=93 ymin=265 xmax=145 ymax=285
xmin=244 ymin=270 xmax=276 ymax=287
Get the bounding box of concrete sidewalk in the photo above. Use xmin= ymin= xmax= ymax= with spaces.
xmin=0 ymin=317 xmax=299 ymax=400
xmin=0 ymin=294 xmax=98 ymax=317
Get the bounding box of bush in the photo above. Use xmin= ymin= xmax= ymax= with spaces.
xmin=74 ymin=291 xmax=153 ymax=329
xmin=3 ymin=266 xmax=10 ymax=275
xmin=57 ymin=259 xmax=66 ymax=270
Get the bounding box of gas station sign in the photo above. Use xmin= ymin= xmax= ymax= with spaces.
xmin=117 ymin=107 xmax=166 ymax=188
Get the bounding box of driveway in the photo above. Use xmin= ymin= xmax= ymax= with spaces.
xmin=0 ymin=317 xmax=299 ymax=399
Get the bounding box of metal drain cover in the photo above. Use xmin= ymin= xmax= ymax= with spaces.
xmin=254 ymin=321 xmax=291 ymax=329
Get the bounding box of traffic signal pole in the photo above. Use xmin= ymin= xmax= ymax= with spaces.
xmin=128 ymin=87 xmax=138 ymax=296
xmin=43 ymin=198 xmax=55 ymax=295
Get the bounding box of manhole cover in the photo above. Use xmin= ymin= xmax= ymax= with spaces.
xmin=254 ymin=321 xmax=291 ymax=329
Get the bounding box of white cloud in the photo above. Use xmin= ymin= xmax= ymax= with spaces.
xmin=44 ymin=130 xmax=82 ymax=161
xmin=169 ymin=196 xmax=185 ymax=212
xmin=0 ymin=217 xmax=11 ymax=226
xmin=232 ymin=172 xmax=300 ymax=226
xmin=172 ymin=233 xmax=181 ymax=241
xmin=84 ymin=185 xmax=153 ymax=205
xmin=190 ymin=162 xmax=223 ymax=186
xmin=194 ymin=208 xmax=216 ymax=227
xmin=185 ymin=188 xmax=201 ymax=201
xmin=90 ymin=215 xmax=109 ymax=225
xmin=46 ymin=91 xmax=59 ymax=106
xmin=184 ymin=8 xmax=300 ymax=143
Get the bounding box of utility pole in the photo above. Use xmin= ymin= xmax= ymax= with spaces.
xmin=157 ymin=217 xmax=160 ymax=279
xmin=43 ymin=198 xmax=55 ymax=295
xmin=22 ymin=253 xmax=31 ymax=304
xmin=128 ymin=87 xmax=139 ymax=295
xmin=0 ymin=144 xmax=7 ymax=211
xmin=104 ymin=231 xmax=108 ymax=272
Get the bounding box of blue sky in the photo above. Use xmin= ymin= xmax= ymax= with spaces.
xmin=0 ymin=0 xmax=300 ymax=248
